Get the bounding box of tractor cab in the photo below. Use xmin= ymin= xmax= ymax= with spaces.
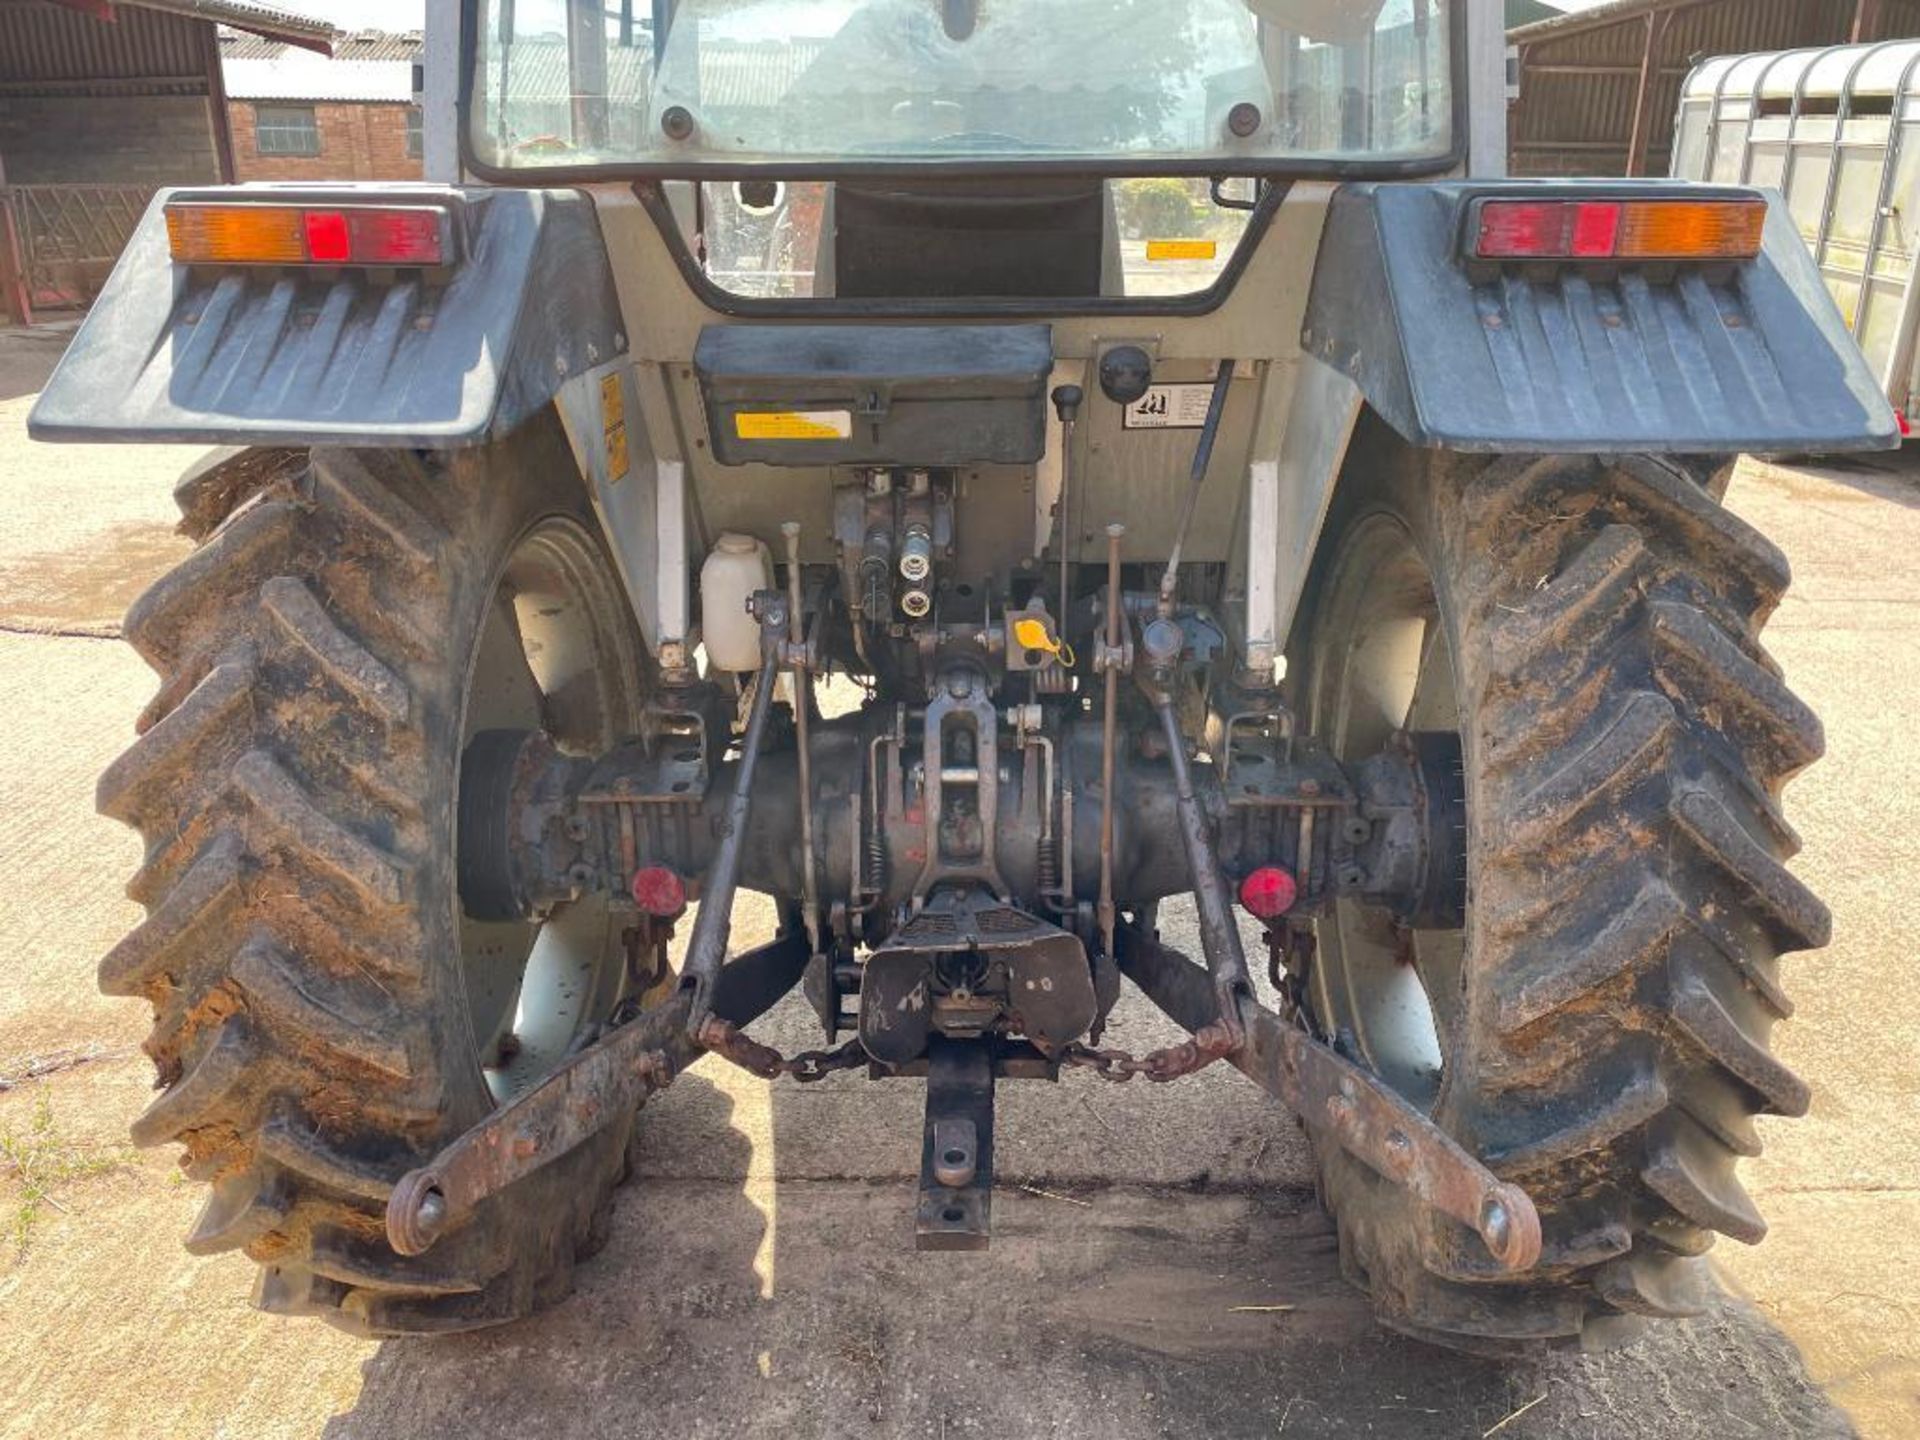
xmin=465 ymin=0 xmax=1459 ymax=300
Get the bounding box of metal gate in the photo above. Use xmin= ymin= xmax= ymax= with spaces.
xmin=1 ymin=183 xmax=156 ymax=323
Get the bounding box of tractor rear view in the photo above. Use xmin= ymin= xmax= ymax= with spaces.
xmin=32 ymin=0 xmax=1895 ymax=1357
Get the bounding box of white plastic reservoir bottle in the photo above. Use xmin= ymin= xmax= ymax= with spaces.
xmin=700 ymin=532 xmax=775 ymax=672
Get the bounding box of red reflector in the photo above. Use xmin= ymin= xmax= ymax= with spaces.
xmin=1239 ymin=866 xmax=1298 ymax=922
xmin=1475 ymin=201 xmax=1567 ymax=259
xmin=302 ymin=210 xmax=350 ymax=264
xmin=631 ymin=865 xmax=688 ymax=919
xmin=348 ymin=208 xmax=446 ymax=265
xmin=1899 ymin=409 xmax=1913 ymax=438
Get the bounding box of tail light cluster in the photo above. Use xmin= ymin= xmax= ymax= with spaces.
xmin=1470 ymin=197 xmax=1766 ymax=263
xmin=164 ymin=202 xmax=452 ymax=267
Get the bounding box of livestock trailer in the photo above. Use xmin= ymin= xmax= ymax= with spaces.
xmin=1677 ymin=39 xmax=1920 ymax=430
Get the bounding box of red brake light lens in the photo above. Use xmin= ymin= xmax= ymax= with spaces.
xmin=1569 ymin=202 xmax=1622 ymax=257
xmin=167 ymin=202 xmax=450 ymax=266
xmin=301 ymin=210 xmax=350 ymax=263
xmin=1475 ymin=200 xmax=1624 ymax=259
xmin=1473 ymin=197 xmax=1764 ymax=262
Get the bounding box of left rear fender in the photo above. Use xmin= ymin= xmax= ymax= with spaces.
xmin=28 ymin=185 xmax=624 ymax=448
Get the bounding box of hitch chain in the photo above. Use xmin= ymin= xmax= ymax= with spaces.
xmin=695 ymin=1016 xmax=872 ymax=1082
xmin=1061 ymin=1019 xmax=1242 ymax=1083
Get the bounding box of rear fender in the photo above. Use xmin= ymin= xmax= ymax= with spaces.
xmin=1254 ymin=178 xmax=1896 ymax=663
xmin=27 ymin=185 xmax=624 ymax=448
xmin=1299 ymin=180 xmax=1900 ymax=455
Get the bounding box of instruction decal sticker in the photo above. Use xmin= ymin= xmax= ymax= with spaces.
xmin=1123 ymin=384 xmax=1217 ymax=430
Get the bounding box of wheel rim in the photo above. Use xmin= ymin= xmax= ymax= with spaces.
xmin=1305 ymin=513 xmax=1466 ymax=1112
xmin=456 ymin=516 xmax=644 ymax=1104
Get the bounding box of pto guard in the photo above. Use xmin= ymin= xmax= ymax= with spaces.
xmin=28 ymin=184 xmax=624 ymax=448
xmin=1303 ymin=181 xmax=1901 ymax=454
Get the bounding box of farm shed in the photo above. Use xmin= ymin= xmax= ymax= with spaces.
xmin=0 ymin=0 xmax=333 ymax=323
xmin=1509 ymin=0 xmax=1920 ymax=176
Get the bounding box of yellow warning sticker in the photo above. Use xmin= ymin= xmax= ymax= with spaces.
xmin=734 ymin=409 xmax=853 ymax=441
xmin=600 ymin=373 xmax=629 ymax=482
xmin=1145 ymin=239 xmax=1218 ymax=262
xmin=606 ymin=415 xmax=629 ymax=479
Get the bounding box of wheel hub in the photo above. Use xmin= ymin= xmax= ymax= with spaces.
xmin=1340 ymin=730 xmax=1468 ymax=930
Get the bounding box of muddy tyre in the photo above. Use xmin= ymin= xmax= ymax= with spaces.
xmin=97 ymin=418 xmax=659 ymax=1335
xmin=1291 ymin=423 xmax=1827 ymax=1351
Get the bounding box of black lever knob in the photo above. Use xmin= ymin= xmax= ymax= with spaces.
xmin=1051 ymin=384 xmax=1084 ymax=424
xmin=1097 ymin=346 xmax=1153 ymax=406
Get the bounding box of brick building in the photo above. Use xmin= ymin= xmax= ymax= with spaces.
xmin=0 ymin=0 xmax=334 ymax=323
xmin=222 ymin=31 xmax=424 ymax=182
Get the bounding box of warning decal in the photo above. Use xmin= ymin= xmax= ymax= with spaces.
xmin=734 ymin=409 xmax=854 ymax=441
xmin=600 ymin=373 xmax=629 ymax=481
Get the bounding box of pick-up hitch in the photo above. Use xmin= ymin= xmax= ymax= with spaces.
xmin=385 ymin=929 xmax=1539 ymax=1273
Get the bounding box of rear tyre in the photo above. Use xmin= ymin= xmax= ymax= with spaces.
xmin=1291 ymin=423 xmax=1827 ymax=1351
xmin=97 ymin=417 xmax=661 ymax=1335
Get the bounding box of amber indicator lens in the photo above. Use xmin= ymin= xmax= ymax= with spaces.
xmin=1473 ymin=197 xmax=1766 ymax=262
xmin=164 ymin=204 xmax=306 ymax=265
xmin=1616 ymin=200 xmax=1767 ymax=259
xmin=165 ymin=203 xmax=449 ymax=266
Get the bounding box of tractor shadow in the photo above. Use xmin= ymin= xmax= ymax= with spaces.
xmin=0 ymin=323 xmax=76 ymax=404
xmin=324 ymin=1052 xmax=1859 ymax=1440
xmin=1744 ymin=449 xmax=1920 ymax=512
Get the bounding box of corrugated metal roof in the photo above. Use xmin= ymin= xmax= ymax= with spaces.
xmin=221 ymin=25 xmax=417 ymax=61
xmin=24 ymin=0 xmax=336 ymax=51
xmin=0 ymin=0 xmax=208 ymax=85
xmin=1510 ymin=0 xmax=1699 ymax=42
xmin=140 ymin=0 xmax=329 ymax=46
xmin=1505 ymin=0 xmax=1565 ymax=25
xmin=1512 ymin=0 xmax=1920 ymax=46
xmin=224 ymin=51 xmax=411 ymax=100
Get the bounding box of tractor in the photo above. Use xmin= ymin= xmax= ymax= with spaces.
xmin=30 ymin=0 xmax=1895 ymax=1352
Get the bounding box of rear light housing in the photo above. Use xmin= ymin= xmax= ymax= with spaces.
xmin=164 ymin=201 xmax=453 ymax=267
xmin=1469 ymin=196 xmax=1766 ymax=263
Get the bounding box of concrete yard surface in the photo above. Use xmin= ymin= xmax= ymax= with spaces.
xmin=0 ymin=326 xmax=1915 ymax=1438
